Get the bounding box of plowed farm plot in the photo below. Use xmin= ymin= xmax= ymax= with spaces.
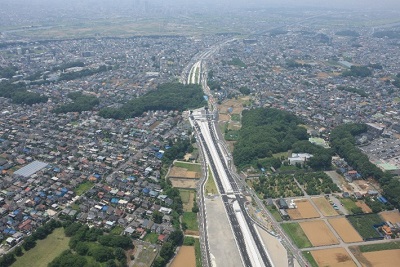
xmin=300 ymin=220 xmax=339 ymax=246
xmin=169 ymin=167 xmax=200 ymax=179
xmin=362 ymin=249 xmax=400 ymax=267
xmin=312 ymin=197 xmax=338 ymax=217
xmin=170 ymin=178 xmax=198 ymax=189
xmin=287 ymin=199 xmax=320 ymax=220
xmin=310 ymin=248 xmax=357 ymax=267
xmin=328 ymin=218 xmax=363 ymax=243
xmin=355 ymin=201 xmax=372 ymax=213
xmin=380 ymin=210 xmax=400 ymax=224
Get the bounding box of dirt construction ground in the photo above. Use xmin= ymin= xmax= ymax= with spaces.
xmin=169 ymin=166 xmax=200 ymax=179
xmin=300 ymin=220 xmax=339 ymax=246
xmin=328 ymin=218 xmax=363 ymax=243
xmin=312 ymin=197 xmax=338 ymax=217
xmin=170 ymin=246 xmax=196 ymax=267
xmin=170 ymin=178 xmax=198 ymax=189
xmin=362 ymin=249 xmax=400 ymax=267
xmin=287 ymin=199 xmax=320 ymax=220
xmin=311 ymin=248 xmax=357 ymax=267
xmin=379 ymin=210 xmax=400 ymax=224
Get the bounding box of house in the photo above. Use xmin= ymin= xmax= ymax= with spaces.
xmin=276 ymin=198 xmax=289 ymax=209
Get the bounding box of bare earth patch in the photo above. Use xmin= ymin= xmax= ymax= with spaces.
xmin=169 ymin=166 xmax=200 ymax=179
xmin=300 ymin=220 xmax=339 ymax=246
xmin=362 ymin=249 xmax=400 ymax=267
xmin=328 ymin=218 xmax=363 ymax=243
xmin=170 ymin=178 xmax=198 ymax=189
xmin=312 ymin=197 xmax=338 ymax=216
xmin=171 ymin=246 xmax=196 ymax=267
xmin=287 ymin=199 xmax=320 ymax=220
xmin=311 ymin=248 xmax=357 ymax=267
xmin=380 ymin=210 xmax=400 ymax=224
xmin=355 ymin=201 xmax=372 ymax=213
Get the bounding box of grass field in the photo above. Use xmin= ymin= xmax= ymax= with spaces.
xmin=266 ymin=205 xmax=283 ymax=222
xmin=133 ymin=244 xmax=158 ymax=267
xmin=340 ymin=198 xmax=359 ymax=214
xmin=174 ymin=161 xmax=202 ymax=173
xmin=182 ymin=212 xmax=199 ymax=231
xmin=179 ymin=189 xmax=195 ymax=212
xmin=281 ymin=222 xmax=312 ymax=248
xmin=347 ymin=213 xmax=384 ymax=240
xmin=302 ymin=251 xmax=318 ymax=267
xmin=230 ymin=114 xmax=241 ymax=122
xmin=74 ymin=181 xmax=94 ymax=196
xmin=359 ymin=241 xmax=400 ymax=252
xmin=12 ymin=228 xmax=70 ymax=267
xmin=144 ymin=233 xmax=159 ymax=244
xmin=110 ymin=225 xmax=124 ymax=235
xmin=205 ymin=167 xmax=218 ymax=195
xmin=194 ymin=238 xmax=202 ymax=267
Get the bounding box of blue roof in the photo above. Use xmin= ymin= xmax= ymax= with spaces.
xmin=155 ymin=152 xmax=164 ymax=159
xmin=111 ymin=198 xmax=119 ymax=204
xmin=94 ymin=174 xmax=101 ymax=178
xmin=378 ymin=196 xmax=388 ymax=204
xmin=142 ymin=188 xmax=150 ymax=194
xmin=102 ymin=206 xmax=109 ymax=211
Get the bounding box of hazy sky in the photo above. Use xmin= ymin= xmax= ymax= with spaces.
xmin=3 ymin=0 xmax=400 ymax=10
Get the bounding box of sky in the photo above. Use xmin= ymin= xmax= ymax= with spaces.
xmin=3 ymin=0 xmax=400 ymax=10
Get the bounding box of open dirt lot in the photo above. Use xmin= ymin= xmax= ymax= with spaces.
xmin=312 ymin=197 xmax=338 ymax=216
xmin=257 ymin=226 xmax=288 ymax=267
xmin=171 ymin=246 xmax=196 ymax=267
xmin=170 ymin=178 xmax=198 ymax=189
xmin=218 ymin=114 xmax=230 ymax=121
xmin=287 ymin=199 xmax=320 ymax=220
xmin=219 ymin=99 xmax=245 ymax=115
xmin=169 ymin=167 xmax=200 ymax=179
xmin=355 ymin=201 xmax=372 ymax=213
xmin=328 ymin=218 xmax=363 ymax=243
xmin=362 ymin=249 xmax=400 ymax=267
xmin=300 ymin=220 xmax=339 ymax=246
xmin=310 ymin=248 xmax=357 ymax=267
xmin=380 ymin=210 xmax=400 ymax=224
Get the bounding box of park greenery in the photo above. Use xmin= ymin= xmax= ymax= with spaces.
xmin=233 ymin=108 xmax=332 ymax=170
xmin=58 ymin=65 xmax=111 ymax=82
xmin=337 ymin=85 xmax=368 ymax=97
xmin=286 ymin=59 xmax=312 ymax=69
xmin=296 ymin=172 xmax=340 ymax=195
xmin=99 ymin=83 xmax=206 ymax=119
xmin=54 ymin=92 xmax=100 ymax=113
xmin=226 ymin=58 xmax=247 ymax=68
xmin=342 ymin=65 xmax=372 ymax=77
xmin=47 ymin=221 xmax=132 ymax=267
xmin=330 ymin=123 xmax=400 ymax=209
xmin=0 ymin=81 xmax=48 ymax=105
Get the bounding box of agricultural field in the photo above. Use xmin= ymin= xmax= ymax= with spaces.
xmin=296 ymin=172 xmax=340 ymax=195
xmin=174 ymin=161 xmax=202 ymax=173
xmin=182 ymin=212 xmax=199 ymax=233
xmin=287 ymin=199 xmax=320 ymax=220
xmin=312 ymin=197 xmax=338 ymax=216
xmin=380 ymin=210 xmax=400 ymax=224
xmin=179 ymin=189 xmax=196 ymax=212
xmin=350 ymin=242 xmax=400 ymax=267
xmin=362 ymin=250 xmax=400 ymax=267
xmin=170 ymin=178 xmax=198 ymax=189
xmin=355 ymin=200 xmax=372 ymax=213
xmin=251 ymin=174 xmax=303 ymax=198
xmin=170 ymin=246 xmax=196 ymax=267
xmin=347 ymin=213 xmax=384 ymax=240
xmin=299 ymin=220 xmax=339 ymax=246
xmin=169 ymin=163 xmax=201 ymax=179
xmin=310 ymin=248 xmax=357 ymax=267
xmin=328 ymin=218 xmax=363 ymax=243
xmin=12 ymin=228 xmax=70 ymax=267
xmin=281 ymin=222 xmax=312 ymax=249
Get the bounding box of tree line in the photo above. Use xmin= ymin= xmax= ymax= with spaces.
xmin=99 ymin=83 xmax=206 ymax=119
